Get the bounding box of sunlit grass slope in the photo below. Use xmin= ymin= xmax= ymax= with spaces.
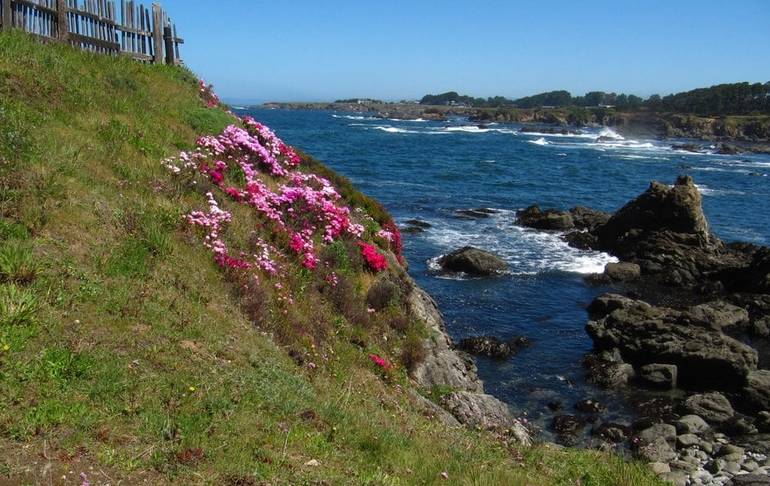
xmin=0 ymin=31 xmax=662 ymax=485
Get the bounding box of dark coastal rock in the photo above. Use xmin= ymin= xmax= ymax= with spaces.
xmin=675 ymin=415 xmax=710 ymax=435
xmin=458 ymin=335 xmax=527 ymax=359
xmin=593 ymin=175 xmax=730 ymax=287
xmin=744 ymin=370 xmax=770 ymax=412
xmin=586 ymin=294 xmax=758 ymax=388
xmin=562 ymin=230 xmax=598 ymax=250
xmin=756 ymin=412 xmax=770 ymax=433
xmin=604 ymin=262 xmax=641 ymax=282
xmin=405 ymin=219 xmax=432 ymax=229
xmin=638 ymin=423 xmax=677 ymax=447
xmin=575 ymin=399 xmax=603 ymax=414
xmin=551 ymin=414 xmax=587 ymax=437
xmin=723 ymin=247 xmax=770 ymax=294
xmin=722 ymin=416 xmax=758 ymax=436
xmin=727 ymin=474 xmax=770 ymax=486
xmin=672 ymin=143 xmax=704 ymax=153
xmin=437 ymin=247 xmax=508 ymax=276
xmin=716 ymin=143 xmax=742 ymax=155
xmin=592 ymin=422 xmax=631 ymax=443
xmin=517 ymin=205 xmax=575 ymax=231
xmin=570 ymin=206 xmax=611 ymax=231
xmin=684 ymin=392 xmax=735 ymax=424
xmin=583 ymin=348 xmax=635 ymax=388
xmin=455 ymin=208 xmax=499 ymax=219
xmin=688 ymin=301 xmax=750 ymax=331
xmin=636 ymin=436 xmax=677 ymax=463
xmin=401 ymin=219 xmax=431 ymax=234
xmin=639 ymin=364 xmax=678 ymax=389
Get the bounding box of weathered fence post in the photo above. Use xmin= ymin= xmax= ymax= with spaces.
xmin=151 ymin=3 xmax=163 ymax=64
xmin=56 ymin=0 xmax=69 ymax=41
xmin=2 ymin=0 xmax=13 ymax=31
xmin=163 ymin=25 xmax=174 ymax=65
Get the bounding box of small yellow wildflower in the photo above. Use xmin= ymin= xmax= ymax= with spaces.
xmin=188 ymin=386 xmax=196 ymax=392
xmin=2 ymin=344 xmax=9 ymax=352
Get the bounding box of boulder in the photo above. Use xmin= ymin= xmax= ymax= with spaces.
xmin=639 ymin=364 xmax=678 ymax=389
xmin=437 ymin=247 xmax=508 ymax=276
xmin=455 ymin=208 xmax=499 ymax=219
xmin=684 ymin=392 xmax=735 ymax=424
xmin=744 ymin=370 xmax=770 ymax=412
xmin=575 ymin=399 xmax=603 ymax=414
xmin=672 ymin=143 xmax=704 ymax=153
xmin=442 ymin=391 xmax=531 ymax=445
xmin=637 ymin=437 xmax=677 ymax=463
xmin=675 ymin=415 xmax=710 ymax=435
xmin=638 ymin=423 xmax=677 ymax=447
xmin=518 ymin=205 xmax=575 ymax=231
xmin=604 ymin=262 xmax=641 ymax=282
xmin=587 ymin=295 xmax=758 ymax=388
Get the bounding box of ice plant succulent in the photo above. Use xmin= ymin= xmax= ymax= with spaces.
xmin=358 ymin=242 xmax=388 ymax=272
xmin=166 ymin=81 xmax=398 ymax=304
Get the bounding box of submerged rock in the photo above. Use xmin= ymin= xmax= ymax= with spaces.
xmin=455 ymin=208 xmax=499 ymax=219
xmin=438 ymin=247 xmax=508 ymax=276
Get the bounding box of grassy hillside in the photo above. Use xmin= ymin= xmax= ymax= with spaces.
xmin=0 ymin=31 xmax=662 ymax=485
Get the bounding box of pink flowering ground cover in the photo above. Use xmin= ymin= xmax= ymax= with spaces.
xmin=165 ymin=92 xmax=403 ymax=298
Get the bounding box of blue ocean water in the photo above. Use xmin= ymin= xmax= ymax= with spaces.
xmin=238 ymin=108 xmax=770 ymax=440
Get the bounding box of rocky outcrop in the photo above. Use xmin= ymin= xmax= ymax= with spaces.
xmin=408 ymin=286 xmax=482 ymax=393
xmin=586 ymin=294 xmax=758 ymax=388
xmin=437 ymin=247 xmax=508 ymax=276
xmin=406 ymin=283 xmax=531 ymax=444
xmin=442 ymin=392 xmax=531 ymax=445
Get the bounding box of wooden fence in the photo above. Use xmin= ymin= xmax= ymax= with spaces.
xmin=0 ymin=0 xmax=183 ymax=64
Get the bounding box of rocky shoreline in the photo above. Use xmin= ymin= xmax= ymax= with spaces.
xmin=511 ymin=176 xmax=770 ymax=485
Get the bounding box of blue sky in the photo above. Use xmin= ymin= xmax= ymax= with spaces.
xmin=161 ymin=0 xmax=770 ymax=103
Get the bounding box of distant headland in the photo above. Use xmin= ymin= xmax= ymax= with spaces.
xmin=261 ymin=81 xmax=770 ymax=152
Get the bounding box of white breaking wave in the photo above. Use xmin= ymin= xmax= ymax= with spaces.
xmin=694 ymin=184 xmax=746 ymax=197
xmin=369 ymin=126 xmax=421 ymax=134
xmin=332 ymin=114 xmax=378 ymax=121
xmin=529 ymin=137 xmax=550 ymax=146
xmin=423 ymin=211 xmax=617 ymax=277
xmin=519 ymin=131 xmax=598 ymax=139
xmin=598 ymin=127 xmax=624 ymax=140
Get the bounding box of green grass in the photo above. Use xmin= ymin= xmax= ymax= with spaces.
xmin=0 ymin=31 xmax=664 ymax=485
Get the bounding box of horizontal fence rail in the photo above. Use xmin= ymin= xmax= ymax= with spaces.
xmin=0 ymin=0 xmax=183 ymax=64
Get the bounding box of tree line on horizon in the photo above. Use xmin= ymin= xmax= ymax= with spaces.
xmin=419 ymin=81 xmax=770 ymax=116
